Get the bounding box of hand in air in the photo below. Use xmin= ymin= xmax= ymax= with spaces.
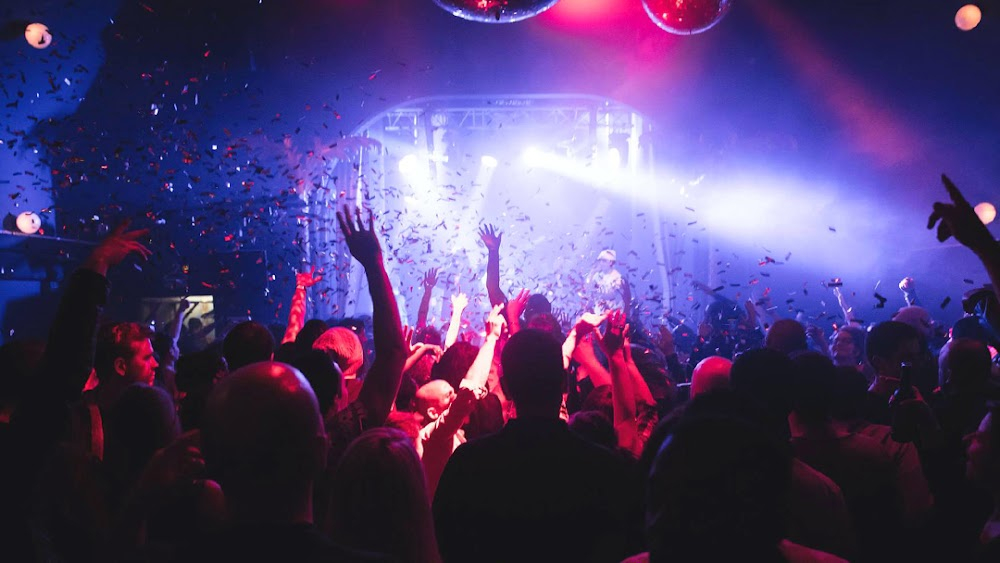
xmin=451 ymin=292 xmax=469 ymax=312
xmin=595 ymin=309 xmax=629 ymax=356
xmin=296 ymin=265 xmax=323 ymax=288
xmin=85 ymin=220 xmax=152 ymax=275
xmin=506 ymin=289 xmax=530 ymax=322
xmin=478 ymin=223 xmax=502 ymax=252
xmin=422 ymin=267 xmax=439 ymax=289
xmin=928 ymin=174 xmax=995 ymax=252
xmin=485 ymin=304 xmax=508 ymax=339
xmin=336 ymin=205 xmax=382 ymax=266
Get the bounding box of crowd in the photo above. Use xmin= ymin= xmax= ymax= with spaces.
xmin=1 ymin=174 xmax=999 ymax=562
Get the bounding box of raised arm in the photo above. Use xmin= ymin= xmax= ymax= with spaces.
xmin=462 ymin=305 xmax=506 ymax=390
xmin=505 ymin=289 xmax=530 ymax=336
xmin=41 ymin=222 xmax=152 ymax=402
xmin=595 ymin=310 xmax=640 ymax=456
xmin=337 ymin=206 xmax=407 ymax=427
xmin=168 ymin=298 xmax=191 ymax=345
xmin=479 ymin=224 xmax=507 ymax=306
xmin=281 ymin=266 xmax=323 ymax=345
xmin=444 ymin=292 xmax=468 ymax=350
xmin=416 ymin=267 xmax=438 ymax=330
xmin=929 ymin=174 xmax=1000 ymax=305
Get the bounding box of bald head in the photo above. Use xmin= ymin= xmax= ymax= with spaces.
xmin=765 ymin=320 xmax=808 ymax=355
xmin=691 ymin=356 xmax=733 ymax=398
xmin=202 ymin=361 xmax=326 ymax=517
xmin=415 ymin=379 xmax=455 ymax=422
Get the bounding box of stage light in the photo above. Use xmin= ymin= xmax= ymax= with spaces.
xmin=522 ymin=146 xmax=544 ymax=166
xmin=398 ymin=154 xmax=422 ymax=176
xmin=16 ymin=212 xmax=41 ymax=234
xmin=975 ymin=202 xmax=996 ymax=225
xmin=24 ymin=23 xmax=52 ymax=49
xmin=432 ymin=0 xmax=559 ymax=23
xmin=642 ymin=0 xmax=732 ymax=35
xmin=956 ymin=5 xmax=982 ymax=31
xmin=481 ymin=155 xmax=498 ymax=168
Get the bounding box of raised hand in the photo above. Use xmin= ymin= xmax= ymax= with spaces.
xmin=422 ymin=267 xmax=439 ymax=289
xmin=451 ymin=292 xmax=469 ymax=312
xmin=656 ymin=325 xmax=676 ymax=356
xmin=84 ymin=220 xmax=152 ymax=276
xmin=574 ymin=311 xmax=608 ymax=338
xmin=336 ymin=205 xmax=382 ymax=266
xmin=595 ymin=309 xmax=628 ymax=356
xmin=898 ymin=277 xmax=915 ymax=293
xmin=479 ymin=223 xmax=502 ymax=252
xmin=295 ymin=265 xmax=323 ymax=289
xmin=928 ymin=174 xmax=996 ymax=252
xmin=506 ymin=289 xmax=530 ymax=322
xmin=485 ymin=304 xmax=507 ymax=339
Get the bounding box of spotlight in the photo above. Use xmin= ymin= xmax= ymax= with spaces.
xmin=481 ymin=155 xmax=498 ymax=168
xmin=607 ymin=148 xmax=622 ymax=169
xmin=398 ymin=154 xmax=421 ymax=175
xmin=956 ymin=4 xmax=982 ymax=31
xmin=975 ymin=202 xmax=996 ymax=225
xmin=16 ymin=211 xmax=41 ymax=234
xmin=522 ymin=146 xmax=543 ymax=166
xmin=24 ymin=23 xmax=52 ymax=49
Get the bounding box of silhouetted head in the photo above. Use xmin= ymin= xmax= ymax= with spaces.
xmin=789 ymin=351 xmax=839 ymax=426
xmin=939 ymin=338 xmax=992 ymax=392
xmin=202 ymin=362 xmax=326 ymax=523
xmin=431 ymin=341 xmax=479 ymax=389
xmin=222 ymin=321 xmax=275 ymax=372
xmin=524 ymin=293 xmax=552 ymax=322
xmin=647 ymin=415 xmax=790 ymax=563
xmin=295 ymin=319 xmax=330 ymax=354
xmin=313 ymin=327 xmax=363 ymax=377
xmin=326 ymin=427 xmax=441 ymax=563
xmin=690 ymin=356 xmax=732 ymax=398
xmin=765 ymin=319 xmax=807 ymax=355
xmin=729 ymin=348 xmax=796 ymax=439
xmin=105 ymin=384 xmax=180 ymax=485
xmin=568 ymin=410 xmax=616 ymax=451
xmin=292 ymin=349 xmax=343 ymax=417
xmin=500 ymin=329 xmax=566 ymax=417
xmin=867 ymin=321 xmax=921 ymax=378
xmin=526 ymin=312 xmax=564 ymax=342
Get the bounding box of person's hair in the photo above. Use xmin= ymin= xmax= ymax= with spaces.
xmin=526 ymin=312 xmax=564 ymax=342
xmin=729 ymin=348 xmax=796 ymax=440
xmin=95 ymin=322 xmax=153 ymax=380
xmin=151 ymin=332 xmax=174 ymax=362
xmin=312 ymin=327 xmax=363 ymax=376
xmin=568 ymin=410 xmax=616 ymax=450
xmin=579 ymin=384 xmax=614 ymax=422
xmin=292 ymin=349 xmax=343 ymax=416
xmin=764 ymin=319 xmax=808 ymax=355
xmin=413 ymin=326 xmax=443 ymax=347
xmin=325 ymin=428 xmax=441 ymax=563
xmin=295 ymin=319 xmax=330 ymax=355
xmin=866 ymin=321 xmax=920 ymax=366
xmin=500 ymin=330 xmax=566 ymax=413
xmin=835 ymin=325 xmax=867 ymax=361
xmin=789 ymin=351 xmax=838 ymax=425
xmin=647 ymin=415 xmax=790 ymax=563
xmin=222 ymin=321 xmax=275 ymax=372
xmin=523 ymin=293 xmax=552 ymax=321
xmin=431 ymin=342 xmax=479 ymax=389
xmin=942 ymin=338 xmax=992 ymax=391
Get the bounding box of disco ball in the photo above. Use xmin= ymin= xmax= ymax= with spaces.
xmin=642 ymin=0 xmax=733 ymax=35
xmin=24 ymin=23 xmax=52 ymax=49
xmin=432 ymin=0 xmax=560 ymax=23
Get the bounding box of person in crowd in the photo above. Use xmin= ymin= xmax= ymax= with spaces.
xmin=689 ymin=355 xmax=731 ymax=398
xmin=222 ymin=321 xmax=275 ymax=372
xmin=192 ymin=361 xmax=385 ymax=562
xmin=326 ymin=427 xmax=441 ymax=563
xmin=789 ymin=351 xmax=904 ymax=560
xmin=416 ymin=305 xmax=504 ymax=495
xmin=765 ymin=318 xmax=809 ymax=356
xmin=829 ymin=324 xmax=875 ymax=382
xmin=433 ymin=329 xmax=641 ymax=563
xmin=642 ymin=415 xmax=846 ymax=563
xmin=865 ymin=320 xmax=923 ymax=424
